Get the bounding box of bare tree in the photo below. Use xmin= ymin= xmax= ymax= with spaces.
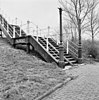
xmin=59 ymin=0 xmax=96 ymax=61
xmin=59 ymin=0 xmax=96 ymax=41
xmin=86 ymin=2 xmax=99 ymax=43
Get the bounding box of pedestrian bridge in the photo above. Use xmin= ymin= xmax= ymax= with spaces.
xmin=0 ymin=14 xmax=79 ymax=68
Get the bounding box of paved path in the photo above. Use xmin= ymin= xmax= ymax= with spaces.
xmin=43 ymin=63 xmax=99 ymax=100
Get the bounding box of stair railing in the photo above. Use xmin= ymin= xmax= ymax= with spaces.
xmin=48 ymin=40 xmax=59 ymax=53
xmin=13 ymin=26 xmax=15 ymax=38
xmin=0 ymin=14 xmax=21 ymax=38
xmin=0 ymin=16 xmax=13 ymax=38
xmin=67 ymin=40 xmax=78 ymax=59
xmin=46 ymin=26 xmax=50 ymax=51
xmin=36 ymin=25 xmax=39 ymax=41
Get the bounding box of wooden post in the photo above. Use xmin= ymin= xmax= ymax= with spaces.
xmin=46 ymin=26 xmax=50 ymax=51
xmin=20 ymin=21 xmax=22 ymax=37
xmin=7 ymin=23 xmax=9 ymax=33
xmin=13 ymin=26 xmax=15 ymax=38
xmin=20 ymin=26 xmax=21 ymax=37
xmin=0 ymin=31 xmax=2 ymax=37
xmin=66 ymin=40 xmax=69 ymax=54
xmin=26 ymin=36 xmax=30 ymax=53
xmin=12 ymin=38 xmax=16 ymax=48
xmin=57 ymin=34 xmax=59 ymax=45
xmin=36 ymin=26 xmax=38 ymax=41
xmin=27 ymin=20 xmax=30 ymax=35
xmin=2 ymin=17 xmax=4 ymax=27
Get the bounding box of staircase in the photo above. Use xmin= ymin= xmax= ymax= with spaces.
xmin=0 ymin=14 xmax=78 ymax=67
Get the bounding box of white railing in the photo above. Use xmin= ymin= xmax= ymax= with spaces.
xmin=68 ymin=40 xmax=78 ymax=59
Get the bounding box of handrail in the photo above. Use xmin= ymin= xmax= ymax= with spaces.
xmin=68 ymin=40 xmax=78 ymax=48
xmin=69 ymin=43 xmax=78 ymax=52
xmin=48 ymin=34 xmax=78 ymax=60
xmin=0 ymin=15 xmax=13 ymax=38
xmin=48 ymin=39 xmax=59 ymax=53
xmin=31 ymin=36 xmax=58 ymax=63
xmin=69 ymin=49 xmax=78 ymax=58
xmin=49 ymin=34 xmax=58 ymax=44
xmin=46 ymin=38 xmax=74 ymax=65
xmin=68 ymin=40 xmax=78 ymax=59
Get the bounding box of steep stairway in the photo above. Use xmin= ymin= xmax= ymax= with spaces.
xmin=48 ymin=38 xmax=77 ymax=65
xmin=0 ymin=14 xmax=77 ymax=67
xmin=30 ymin=36 xmax=77 ymax=66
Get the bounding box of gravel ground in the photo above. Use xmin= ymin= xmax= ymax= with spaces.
xmin=0 ymin=38 xmax=73 ymax=100
xmin=43 ymin=63 xmax=99 ymax=100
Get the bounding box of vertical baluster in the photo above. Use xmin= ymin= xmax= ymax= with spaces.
xmin=20 ymin=21 xmax=22 ymax=37
xmin=20 ymin=25 xmax=21 ymax=37
xmin=36 ymin=26 xmax=38 ymax=41
xmin=0 ymin=15 xmax=2 ymax=24
xmin=47 ymin=26 xmax=50 ymax=51
xmin=46 ymin=38 xmax=48 ymax=51
xmin=57 ymin=33 xmax=59 ymax=45
xmin=27 ymin=20 xmax=30 ymax=35
xmin=67 ymin=40 xmax=69 ymax=54
xmin=7 ymin=23 xmax=9 ymax=33
xmin=13 ymin=26 xmax=15 ymax=38
xmin=2 ymin=17 xmax=4 ymax=27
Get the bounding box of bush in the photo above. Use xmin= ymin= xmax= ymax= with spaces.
xmin=87 ymin=45 xmax=98 ymax=59
xmin=82 ymin=40 xmax=99 ymax=59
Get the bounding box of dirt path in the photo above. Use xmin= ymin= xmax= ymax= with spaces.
xmin=42 ymin=63 xmax=99 ymax=100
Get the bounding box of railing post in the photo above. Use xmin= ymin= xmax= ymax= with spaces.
xmin=67 ymin=40 xmax=69 ymax=54
xmin=20 ymin=26 xmax=21 ymax=37
xmin=27 ymin=20 xmax=30 ymax=35
xmin=57 ymin=34 xmax=59 ymax=45
xmin=13 ymin=26 xmax=15 ymax=38
xmin=12 ymin=38 xmax=16 ymax=48
xmin=0 ymin=31 xmax=2 ymax=37
xmin=46 ymin=26 xmax=50 ymax=51
xmin=36 ymin=26 xmax=38 ymax=41
xmin=2 ymin=18 xmax=4 ymax=27
xmin=26 ymin=36 xmax=30 ymax=53
xmin=7 ymin=23 xmax=9 ymax=33
xmin=19 ymin=21 xmax=22 ymax=37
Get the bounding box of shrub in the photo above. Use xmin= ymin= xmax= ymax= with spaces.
xmin=82 ymin=40 xmax=99 ymax=59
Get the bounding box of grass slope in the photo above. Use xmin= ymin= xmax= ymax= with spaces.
xmin=0 ymin=38 xmax=72 ymax=100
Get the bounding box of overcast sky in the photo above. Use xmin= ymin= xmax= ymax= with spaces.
xmin=0 ymin=0 xmax=59 ymax=29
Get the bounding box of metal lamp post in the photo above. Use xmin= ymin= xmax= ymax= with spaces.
xmin=58 ymin=8 xmax=65 ymax=68
xmin=78 ymin=19 xmax=82 ymax=63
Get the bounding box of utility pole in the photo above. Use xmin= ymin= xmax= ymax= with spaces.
xmin=58 ymin=8 xmax=65 ymax=68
